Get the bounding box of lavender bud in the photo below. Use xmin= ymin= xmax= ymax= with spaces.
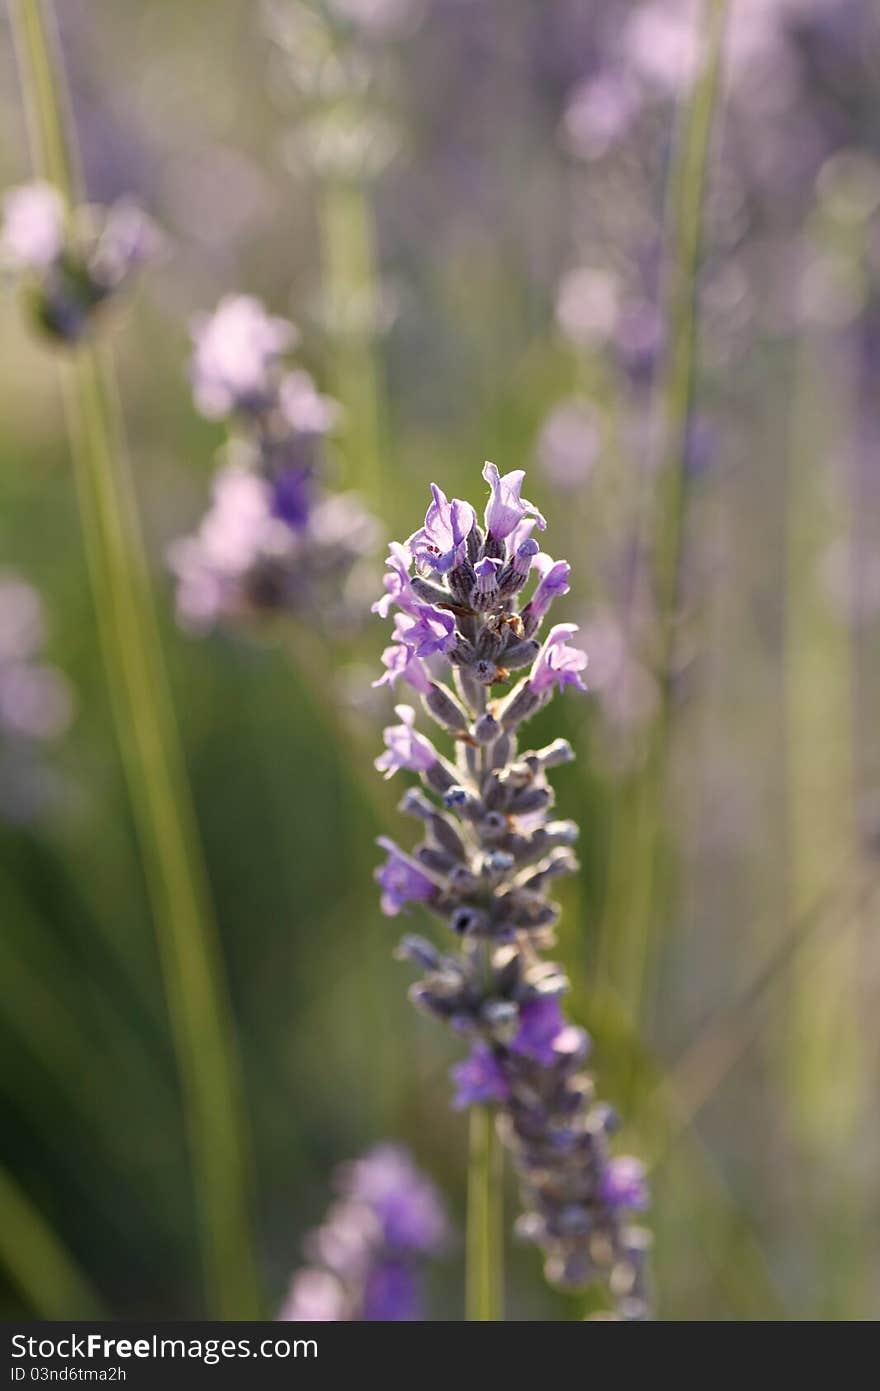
xmin=448 ymin=635 xmax=476 ymax=666
xmin=498 ymin=679 xmax=541 ymax=729
xmin=473 ymin=711 xmax=501 ymax=745
xmin=500 ymin=638 xmax=541 ymax=670
xmin=399 ymin=787 xmax=436 ymax=821
xmin=424 ymin=682 xmax=468 ymax=733
xmin=451 ymin=906 xmax=488 ymax=936
xmin=442 ymin=785 xmax=469 ymax=809
xmin=425 ymin=762 xmax=457 ymax=794
xmin=532 ymin=738 xmax=575 ymax=769
xmin=479 ymin=810 xmax=509 ymax=841
xmin=447 ymin=559 xmax=477 ymax=606
xmin=395 ymin=935 xmax=444 ymax=971
xmin=411 ymin=576 xmax=452 ymax=607
xmin=473 ymin=658 xmax=499 ymax=685
xmin=510 ymin=785 xmax=554 ymax=816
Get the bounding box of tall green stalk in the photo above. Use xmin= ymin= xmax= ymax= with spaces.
xmin=319 ymin=175 xmax=386 ymax=501
xmin=466 ymin=1106 xmax=504 ymax=1321
xmin=0 ymin=1166 xmax=105 ymax=1319
xmin=10 ymin=0 xmax=260 ymax=1317
xmin=600 ymin=0 xmax=729 ymax=1021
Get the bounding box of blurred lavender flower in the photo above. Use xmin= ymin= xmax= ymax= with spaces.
xmin=536 ymin=400 xmax=601 ymax=490
xmin=191 ymin=295 xmax=298 ymax=420
xmin=373 ymin=467 xmax=651 ymax=1317
xmin=170 ymin=294 xmax=379 ymax=634
xmin=279 ymin=1144 xmax=448 ymax=1321
xmin=0 ymin=573 xmax=74 ymax=823
xmin=0 ymin=181 xmax=160 ymax=342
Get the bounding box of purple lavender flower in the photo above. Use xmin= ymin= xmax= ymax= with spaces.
xmin=395 ymin=604 xmax=456 ymax=657
xmin=171 ymin=293 xmax=379 ymax=634
xmin=372 ymin=641 xmax=433 ymax=694
xmin=344 ymin=1145 xmax=448 ymax=1253
xmin=523 ymin=555 xmax=572 ymax=626
xmin=1 ymin=181 xmax=158 ymax=341
xmin=0 ymin=573 xmax=74 ymax=824
xmin=280 ymin=1145 xmax=448 ymax=1322
xmin=191 ymin=294 xmax=297 ymax=419
xmin=372 ymin=465 xmax=650 ymax=1318
xmin=529 ymin=623 xmax=588 ymax=695
xmin=409 ymin=484 xmax=476 ymax=574
xmin=375 ymin=837 xmax=439 ymax=915
xmin=375 ymin=705 xmax=439 ymax=779
xmin=600 ymin=1157 xmax=650 ymax=1213
xmin=270 ymin=467 xmax=312 ymax=529
xmin=509 ymin=996 xmax=566 ymax=1066
xmin=372 ymin=542 xmax=419 ymax=618
xmin=482 ymin=462 xmax=546 ymax=541
xmin=451 ymin=1044 xmax=510 ymax=1108
xmin=0 ymin=182 xmax=64 ymax=270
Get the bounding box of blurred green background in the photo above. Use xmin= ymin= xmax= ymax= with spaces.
xmin=1 ymin=0 xmax=879 ymax=1320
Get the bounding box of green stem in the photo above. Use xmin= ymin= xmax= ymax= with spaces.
xmin=466 ymin=1106 xmax=504 ymax=1321
xmin=10 ymin=0 xmax=260 ymax=1318
xmin=319 ymin=176 xmax=385 ymax=502
xmin=601 ymin=0 xmax=729 ymax=1022
xmin=0 ymin=1166 xmax=104 ymax=1319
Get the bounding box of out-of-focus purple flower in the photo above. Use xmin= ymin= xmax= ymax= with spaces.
xmin=191 ymin=294 xmax=297 ymax=419
xmin=451 ymin=1044 xmax=510 ymax=1108
xmin=0 ymin=574 xmax=73 ymax=744
xmin=530 ymin=624 xmax=588 ymax=695
xmin=375 ymin=836 xmax=438 ymax=915
xmin=280 ymin=1144 xmax=447 ymax=1322
xmin=270 ymin=467 xmax=312 ymax=529
xmin=395 ymin=604 xmax=456 ymax=657
xmin=279 ymin=369 xmax=340 ymax=435
xmin=536 ymin=400 xmax=600 ymax=489
xmin=615 ymin=301 xmax=664 ymax=382
xmin=362 ymin=1262 xmax=419 ymax=1320
xmin=600 ymin=1157 xmax=650 ymax=1212
xmin=510 ymin=996 xmax=566 ymax=1066
xmin=91 ymin=200 xmax=163 ymax=289
xmin=372 ymin=641 xmax=432 ymax=693
xmin=279 ymin=1268 xmax=348 ymax=1321
xmin=375 ymin=705 xmax=438 ymax=779
xmin=409 ymin=484 xmax=476 ymax=574
xmin=563 ymin=73 xmax=641 ymax=161
xmin=2 ymin=183 xmax=158 ymax=341
xmin=555 ymin=267 xmax=619 ymax=349
xmin=482 ymin=462 xmax=546 ymax=541
xmin=0 ymin=573 xmax=74 ymax=825
xmin=624 ymin=1 xmax=703 ymax=95
xmin=0 ymin=183 xmax=64 ymax=270
xmin=345 ymin=1145 xmax=449 ymax=1253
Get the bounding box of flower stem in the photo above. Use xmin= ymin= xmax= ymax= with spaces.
xmin=466 ymin=1106 xmax=504 ymax=1321
xmin=602 ymin=0 xmax=729 ymax=1022
xmin=0 ymin=1165 xmax=104 ymax=1318
xmin=10 ymin=0 xmax=261 ymax=1318
xmin=318 ymin=176 xmax=386 ymax=502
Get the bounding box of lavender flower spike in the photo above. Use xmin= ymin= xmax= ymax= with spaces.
xmin=1 ymin=181 xmax=158 ymax=342
xmin=372 ymin=465 xmax=650 ymax=1319
xmin=170 ymin=292 xmax=379 ymax=635
xmin=190 ymin=294 xmax=297 ymax=420
xmin=279 ymin=1145 xmax=448 ymax=1321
